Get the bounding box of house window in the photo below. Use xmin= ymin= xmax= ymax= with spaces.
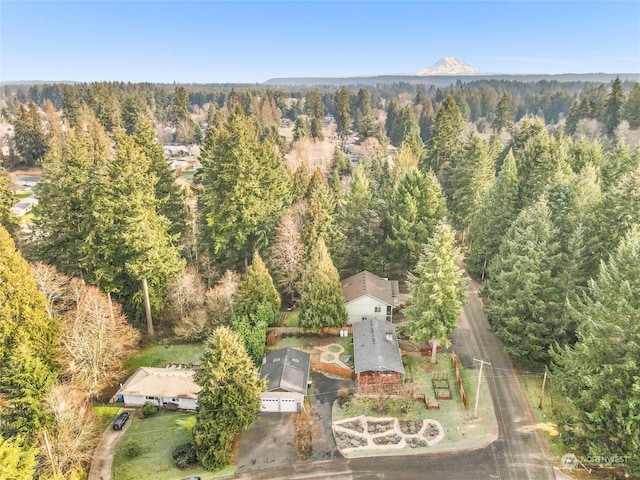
xmin=375 ymin=306 xmax=382 ymax=313
xmin=171 ymin=398 xmax=180 ymax=403
xmin=145 ymin=396 xmax=156 ymax=400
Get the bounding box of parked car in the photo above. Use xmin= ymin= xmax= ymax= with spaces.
xmin=113 ymin=411 xmax=130 ymax=430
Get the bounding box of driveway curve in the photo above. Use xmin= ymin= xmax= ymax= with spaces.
xmin=88 ymin=408 xmax=134 ymax=480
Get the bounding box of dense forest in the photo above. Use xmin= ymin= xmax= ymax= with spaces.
xmin=1 ymin=76 xmax=639 ymax=477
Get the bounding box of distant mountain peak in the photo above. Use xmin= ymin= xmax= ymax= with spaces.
xmin=413 ymin=57 xmax=484 ymax=76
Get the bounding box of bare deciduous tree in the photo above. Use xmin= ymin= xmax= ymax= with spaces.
xmin=166 ymin=265 xmax=206 ymax=319
xmin=61 ymin=286 xmax=140 ymax=394
xmin=268 ymin=205 xmax=305 ymax=300
xmin=174 ymin=270 xmax=240 ymax=340
xmin=37 ymin=384 xmax=101 ymax=479
xmin=29 ymin=262 xmax=74 ymax=318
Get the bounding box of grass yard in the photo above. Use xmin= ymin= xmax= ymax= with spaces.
xmin=519 ymin=374 xmax=572 ymax=462
xmin=333 ymin=352 xmax=497 ymax=454
xmin=281 ymin=310 xmax=300 ymax=327
xmin=126 ymin=342 xmax=205 ymax=371
xmin=112 ymin=411 xmax=234 ymax=480
xmin=94 ymin=403 xmax=122 ymax=429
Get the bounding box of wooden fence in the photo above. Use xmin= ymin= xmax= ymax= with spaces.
xmin=267 ymin=326 xmax=353 ymax=336
xmin=310 ymin=360 xmax=355 ymax=379
xmin=451 ymin=351 xmax=468 ymax=409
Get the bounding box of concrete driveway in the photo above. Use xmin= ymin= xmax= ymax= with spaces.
xmin=236 ymin=413 xmax=296 ymax=474
xmin=308 ymin=371 xmax=354 ymax=462
xmin=236 ymin=372 xmax=355 ymax=474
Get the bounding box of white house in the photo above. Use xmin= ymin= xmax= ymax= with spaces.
xmin=341 ymin=271 xmax=399 ymax=325
xmin=259 ymin=348 xmax=310 ymax=413
xmin=115 ymin=367 xmax=201 ymax=411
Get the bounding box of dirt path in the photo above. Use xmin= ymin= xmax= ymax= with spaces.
xmin=88 ymin=409 xmax=134 ymax=480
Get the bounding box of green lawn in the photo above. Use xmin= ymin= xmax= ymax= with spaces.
xmin=16 ymin=190 xmax=34 ymax=199
xmin=112 ymin=411 xmax=234 ymax=480
xmin=126 ymin=343 xmax=205 ymax=371
xmin=519 ymin=374 xmax=572 ymax=462
xmin=94 ymin=403 xmax=123 ymax=429
xmin=281 ymin=310 xmax=300 ymax=327
xmin=333 ymin=352 xmax=497 ymax=454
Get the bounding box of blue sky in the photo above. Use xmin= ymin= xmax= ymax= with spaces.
xmin=1 ymin=1 xmax=639 ymax=83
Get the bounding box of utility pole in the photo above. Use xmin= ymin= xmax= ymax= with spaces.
xmin=473 ymin=358 xmax=491 ymax=418
xmin=538 ymin=369 xmax=548 ymax=409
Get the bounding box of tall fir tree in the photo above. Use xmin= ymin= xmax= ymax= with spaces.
xmin=193 ymin=326 xmax=264 ymax=470
xmin=483 ymin=198 xmax=566 ymax=366
xmin=404 ymin=222 xmax=467 ymax=362
xmin=551 ymin=226 xmax=640 ymax=474
xmin=12 ymin=101 xmax=49 ymax=166
xmin=424 ymin=94 xmax=464 ymax=175
xmin=0 ymin=226 xmax=59 ymax=439
xmin=492 ymin=92 xmax=513 ymax=133
xmin=0 ymin=162 xmax=18 ymax=236
xmin=299 ymin=238 xmax=347 ymax=329
xmin=199 ymin=106 xmax=291 ymax=270
xmin=449 ymin=131 xmax=496 ymax=235
xmin=605 ymin=76 xmax=624 ymax=135
xmin=338 ymin=165 xmax=385 ymax=275
xmin=232 ymin=251 xmax=280 ymax=326
xmin=386 ymin=169 xmax=447 ymax=276
xmin=334 ymin=87 xmax=352 ymax=145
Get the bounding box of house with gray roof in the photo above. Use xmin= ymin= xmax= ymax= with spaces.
xmin=259 ymin=347 xmax=311 ymax=412
xmin=341 ymin=271 xmax=399 ymax=324
xmin=352 ymin=318 xmax=405 ymax=395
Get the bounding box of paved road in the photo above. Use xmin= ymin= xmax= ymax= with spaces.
xmin=235 ymin=280 xmax=557 ymax=480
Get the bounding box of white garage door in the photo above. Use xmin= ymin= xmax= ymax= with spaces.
xmin=280 ymin=398 xmax=298 ymax=412
xmin=261 ymin=398 xmax=279 ymax=412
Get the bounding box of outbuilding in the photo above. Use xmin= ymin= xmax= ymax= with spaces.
xmin=259 ymin=347 xmax=311 ymax=413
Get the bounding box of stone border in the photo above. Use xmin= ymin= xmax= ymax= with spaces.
xmin=333 ymin=415 xmax=445 ymax=454
xmin=316 ymin=343 xmax=350 ymax=369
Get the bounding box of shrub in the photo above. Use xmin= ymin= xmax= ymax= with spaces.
xmin=371 ymin=397 xmax=390 ymax=415
xmin=294 ymin=409 xmax=314 ymax=460
xmin=172 ymin=441 xmax=198 ymax=469
xmin=337 ymin=388 xmax=352 ymax=409
xmin=142 ymin=401 xmax=158 ymax=418
xmin=124 ymin=440 xmax=141 ymax=458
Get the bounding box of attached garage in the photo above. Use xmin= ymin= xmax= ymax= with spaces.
xmin=259 ymin=348 xmax=311 ymax=413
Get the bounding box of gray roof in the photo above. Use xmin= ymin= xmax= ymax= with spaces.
xmin=341 ymin=271 xmax=398 ymax=306
xmin=353 ymin=318 xmax=405 ymax=375
xmin=259 ymin=347 xmax=311 ymax=395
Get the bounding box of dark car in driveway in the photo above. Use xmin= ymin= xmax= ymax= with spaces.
xmin=113 ymin=411 xmax=130 ymax=430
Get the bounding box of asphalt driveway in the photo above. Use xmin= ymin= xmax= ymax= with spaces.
xmin=236 ymin=372 xmax=355 ymax=473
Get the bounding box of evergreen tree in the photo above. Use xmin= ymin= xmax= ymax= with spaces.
xmin=232 ymin=251 xmax=280 ymax=326
xmin=82 ymin=132 xmax=184 ymax=322
xmin=32 ymin=120 xmax=110 ymax=277
xmin=483 ymin=198 xmax=565 ymax=366
xmin=418 ymin=98 xmax=434 ymax=144
xmin=0 ymin=162 xmax=18 ymax=236
xmin=551 ymin=227 xmax=640 ymax=474
xmin=199 ymin=106 xmax=291 ymax=270
xmin=0 ymin=226 xmax=59 ymax=439
xmin=623 ymin=82 xmax=640 ymax=129
xmin=424 ymin=94 xmax=464 ymax=174
xmin=87 ymin=83 xmax=121 ymax=132
xmin=404 ymin=222 xmax=467 ymax=362
xmin=492 ymin=92 xmax=513 ymax=133
xmin=353 ymin=88 xmax=383 ymax=144
xmin=299 ymin=238 xmax=347 ymax=329
xmin=334 ymin=87 xmax=352 ymax=145
xmin=168 ymin=85 xmax=192 ymax=128
xmin=193 ymin=326 xmax=264 ymax=470
xmin=449 ymin=131 xmax=496 ymax=235
xmin=61 ymin=85 xmax=82 ymax=129
xmin=0 ymin=436 xmax=37 ymax=480
xmin=304 ymin=89 xmax=324 ymax=140
xmin=292 ymin=116 xmax=310 ymax=142
xmin=338 ymin=166 xmax=384 ymax=275
xmin=133 ymin=114 xmax=187 ymax=239
xmin=291 ymin=163 xmax=311 ymax=202
xmin=12 ymin=101 xmax=49 ymax=166
xmin=386 ymin=169 xmax=447 ymax=275
xmin=605 ymin=76 xmax=624 ymax=135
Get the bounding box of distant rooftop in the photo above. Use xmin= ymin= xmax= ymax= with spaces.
xmin=341 ymin=270 xmax=399 ymax=306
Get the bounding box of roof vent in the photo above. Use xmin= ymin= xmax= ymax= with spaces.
xmin=386 ymin=332 xmax=394 ymax=342
xmin=272 ymin=357 xmax=281 ymax=363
